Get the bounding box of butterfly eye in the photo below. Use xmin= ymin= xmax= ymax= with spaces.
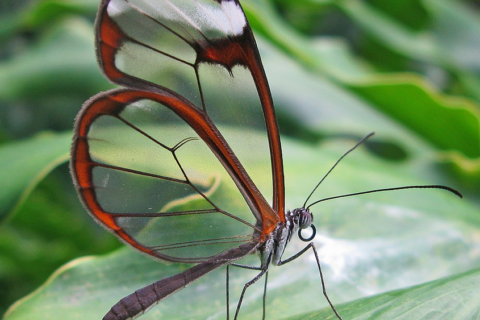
xmin=290 ymin=208 xmax=313 ymax=229
xmin=299 ymin=209 xmax=313 ymax=229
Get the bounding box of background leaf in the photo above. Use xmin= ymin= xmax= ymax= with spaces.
xmin=287 ymin=268 xmax=480 ymax=320
xmin=0 ymin=132 xmax=70 ymax=220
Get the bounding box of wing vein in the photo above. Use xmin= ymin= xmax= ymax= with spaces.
xmin=151 ymin=236 xmax=252 ymax=251
xmin=88 ymin=161 xmax=187 ymax=184
xmin=110 ymin=209 xmax=219 ymax=217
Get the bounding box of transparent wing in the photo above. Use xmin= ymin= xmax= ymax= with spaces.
xmin=71 ymin=88 xmax=272 ymax=262
xmin=95 ymin=0 xmax=284 ymax=217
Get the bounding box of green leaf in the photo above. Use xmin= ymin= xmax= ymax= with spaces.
xmin=350 ymin=78 xmax=480 ymax=158
xmin=4 ymin=132 xmax=478 ymax=320
xmin=0 ymin=132 xmax=71 ymax=221
xmin=287 ymin=268 xmax=480 ymax=319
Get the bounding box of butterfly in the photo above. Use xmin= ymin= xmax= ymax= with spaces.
xmin=70 ymin=0 xmax=461 ymax=319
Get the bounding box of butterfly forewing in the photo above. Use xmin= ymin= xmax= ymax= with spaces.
xmin=96 ymin=0 xmax=284 ymax=215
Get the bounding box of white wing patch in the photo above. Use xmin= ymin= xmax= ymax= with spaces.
xmin=220 ymin=1 xmax=246 ymax=35
xmin=193 ymin=0 xmax=246 ymax=37
xmin=108 ymin=0 xmax=246 ymax=38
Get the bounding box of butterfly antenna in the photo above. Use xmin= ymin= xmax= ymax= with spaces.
xmin=302 ymin=132 xmax=375 ymax=208
xmin=306 ymin=185 xmax=462 ymax=210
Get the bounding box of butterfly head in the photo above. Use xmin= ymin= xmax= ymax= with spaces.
xmin=288 ymin=208 xmax=316 ymax=242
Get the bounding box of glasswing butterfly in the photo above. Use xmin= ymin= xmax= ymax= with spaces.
xmin=70 ymin=0 xmax=461 ymax=319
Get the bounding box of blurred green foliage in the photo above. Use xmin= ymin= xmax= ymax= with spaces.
xmin=0 ymin=0 xmax=479 ymax=319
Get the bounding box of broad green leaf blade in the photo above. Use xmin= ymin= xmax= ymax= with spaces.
xmin=350 ymin=79 xmax=480 ymax=158
xmin=5 ymin=131 xmax=479 ymax=320
xmin=4 ymin=250 xmax=191 ymax=320
xmin=0 ymin=132 xmax=71 ymax=221
xmin=288 ymin=268 xmax=480 ymax=320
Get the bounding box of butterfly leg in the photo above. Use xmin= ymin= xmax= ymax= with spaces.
xmin=226 ymin=264 xmax=231 ymax=320
xmin=262 ymin=271 xmax=268 ymax=320
xmin=278 ymin=242 xmax=343 ymax=320
xmin=227 ymin=263 xmax=267 ymax=320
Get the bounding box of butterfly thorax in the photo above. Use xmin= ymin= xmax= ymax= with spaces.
xmin=259 ymin=208 xmax=314 ymax=267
